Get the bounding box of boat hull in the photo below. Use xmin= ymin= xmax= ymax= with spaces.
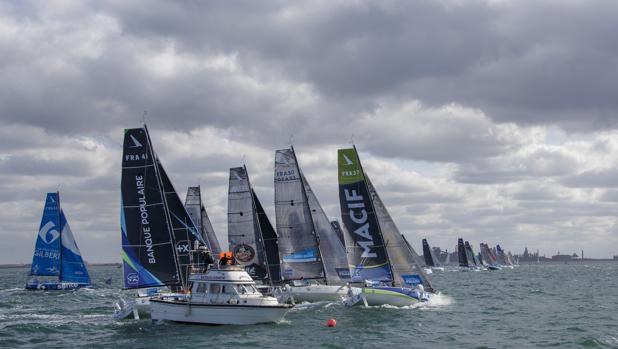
xmin=288 ymin=284 xmax=351 ymax=303
xmin=150 ymin=299 xmax=292 ymax=325
xmin=25 ymin=282 xmax=90 ymax=290
xmin=359 ymin=287 xmax=430 ymax=307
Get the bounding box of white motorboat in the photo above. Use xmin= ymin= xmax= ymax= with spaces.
xmin=113 ymin=288 xmax=187 ymax=320
xmin=150 ymin=266 xmax=293 ymax=325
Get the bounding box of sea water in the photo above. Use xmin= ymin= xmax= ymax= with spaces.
xmin=0 ymin=263 xmax=616 ymax=348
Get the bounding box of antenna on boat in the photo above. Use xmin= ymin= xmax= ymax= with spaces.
xmin=241 ymin=154 xmax=246 ymax=166
xmin=349 ymin=133 xmax=355 ymax=145
xmin=288 ymin=134 xmax=294 ymax=146
xmin=142 ymin=110 xmax=148 ymax=126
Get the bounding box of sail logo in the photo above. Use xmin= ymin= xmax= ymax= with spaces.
xmin=127 ymin=273 xmax=139 ymax=285
xmin=135 ymin=175 xmax=156 ymax=264
xmin=275 ymin=169 xmax=297 ymax=182
xmin=176 ymin=240 xmax=190 ymax=255
xmin=343 ymin=189 xmax=377 ymax=258
xmin=233 ymin=171 xmax=243 ymax=181
xmin=129 ymin=135 xmax=143 ymax=148
xmin=343 ymin=154 xmax=353 ymax=165
xmin=125 ymin=153 xmax=148 ymax=161
xmin=38 ymin=221 xmax=60 ymax=245
xmin=233 ymin=244 xmax=255 ymax=263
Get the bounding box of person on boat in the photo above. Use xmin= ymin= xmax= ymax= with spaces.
xmin=218 ymin=251 xmax=235 ymax=266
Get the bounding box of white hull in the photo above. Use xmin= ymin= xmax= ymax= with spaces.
xmin=360 ymin=288 xmax=425 ymax=307
xmin=150 ymin=299 xmax=291 ymax=325
xmin=135 ymin=296 xmax=151 ymax=318
xmin=431 ymin=267 xmax=445 ymax=272
xmin=288 ymin=284 xmax=351 ymax=303
xmin=422 ymin=268 xmax=433 ymax=274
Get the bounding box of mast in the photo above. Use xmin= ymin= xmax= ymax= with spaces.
xmin=289 ymin=146 xmax=328 ymax=284
xmin=57 ymin=191 xmax=62 ymax=282
xmin=352 ymin=145 xmax=396 ymax=286
xmin=144 ymin=124 xmax=183 ymax=289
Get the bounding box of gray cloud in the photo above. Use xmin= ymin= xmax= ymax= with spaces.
xmin=1 ymin=1 xmax=618 ymax=262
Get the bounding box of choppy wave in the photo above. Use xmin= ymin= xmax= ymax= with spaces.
xmin=0 ymin=263 xmax=617 ymax=348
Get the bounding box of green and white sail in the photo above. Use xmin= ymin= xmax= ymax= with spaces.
xmin=338 ymin=147 xmax=432 ymax=290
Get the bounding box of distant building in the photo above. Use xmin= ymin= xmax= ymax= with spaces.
xmin=551 ymin=251 xmax=574 ymax=261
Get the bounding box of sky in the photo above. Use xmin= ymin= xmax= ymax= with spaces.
xmin=2 ymin=0 xmax=618 ymax=263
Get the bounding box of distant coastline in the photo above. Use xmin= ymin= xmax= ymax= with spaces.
xmin=0 ymin=262 xmax=122 ymax=269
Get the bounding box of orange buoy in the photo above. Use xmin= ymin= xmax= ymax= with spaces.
xmin=326 ymin=319 xmax=336 ymax=327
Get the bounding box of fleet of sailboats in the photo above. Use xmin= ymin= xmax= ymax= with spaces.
xmin=23 ymin=124 xmax=524 ymax=325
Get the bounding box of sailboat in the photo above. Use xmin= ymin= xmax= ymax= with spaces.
xmin=227 ymin=166 xmax=280 ymax=285
xmin=480 ymin=243 xmax=501 ymax=270
xmin=25 ymin=192 xmax=91 ymax=290
xmin=422 ymin=238 xmax=445 ymax=272
xmin=115 ymin=125 xmax=209 ymax=319
xmin=185 ymin=186 xmax=222 ymax=255
xmin=496 ymin=245 xmax=514 ymax=269
xmin=457 ymin=238 xmax=472 ymax=271
xmin=337 ymin=147 xmax=434 ymax=306
xmin=274 ymin=147 xmax=353 ymax=302
xmin=465 ymin=241 xmax=483 ymax=270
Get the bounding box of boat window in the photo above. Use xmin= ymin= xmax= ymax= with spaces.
xmin=195 ymin=282 xmax=206 ymax=294
xmin=210 ymin=284 xmax=221 ymax=294
xmin=239 ymin=285 xmax=250 ymax=294
xmin=222 ymin=285 xmax=237 ymax=294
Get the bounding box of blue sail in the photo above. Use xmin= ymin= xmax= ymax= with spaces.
xmin=31 ymin=193 xmax=62 ymax=277
xmin=59 ymin=210 xmax=90 ymax=284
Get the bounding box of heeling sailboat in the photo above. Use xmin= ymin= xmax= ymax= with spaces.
xmin=421 ymin=238 xmax=444 ymax=272
xmin=496 ymin=245 xmax=514 ymax=269
xmin=457 ymin=238 xmax=470 ymax=271
xmin=185 ymin=186 xmax=222 ymax=255
xmin=116 ymin=126 xmax=208 ymax=319
xmin=274 ymin=147 xmax=352 ymax=302
xmin=228 ymin=166 xmax=280 ymax=285
xmin=338 ymin=147 xmax=433 ymax=307
xmin=26 ymin=192 xmax=91 ymax=290
xmin=480 ymin=243 xmax=501 ymax=270
xmin=465 ymin=241 xmax=483 ymax=271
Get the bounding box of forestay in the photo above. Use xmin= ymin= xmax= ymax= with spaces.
xmin=157 ymin=160 xmax=206 ymax=288
xmin=302 ymin=172 xmax=350 ymax=283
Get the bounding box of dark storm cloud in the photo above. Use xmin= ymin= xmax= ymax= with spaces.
xmin=3 ymin=0 xmax=618 ymax=141
xmin=103 ymin=0 xmax=618 ymax=130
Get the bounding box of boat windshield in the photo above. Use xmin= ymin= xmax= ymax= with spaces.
xmin=238 ymin=284 xmax=259 ymax=294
